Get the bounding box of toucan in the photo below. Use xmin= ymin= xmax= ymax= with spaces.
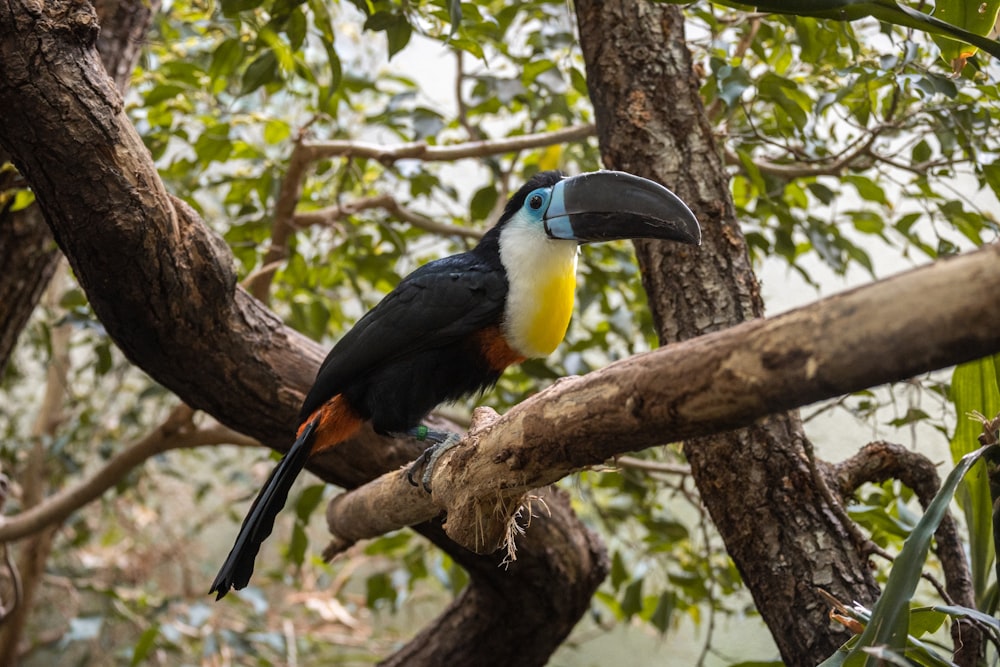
xmin=209 ymin=170 xmax=701 ymax=599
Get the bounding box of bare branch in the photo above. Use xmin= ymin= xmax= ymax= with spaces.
xmin=614 ymin=455 xmax=690 ymax=476
xmin=0 ymin=405 xmax=261 ymax=543
xmin=325 ymin=244 xmax=1000 ymax=554
xmin=251 ymin=124 xmax=576 ymax=301
xmin=293 ymin=193 xmax=483 ymax=240
xmin=301 ymin=124 xmax=596 ymax=165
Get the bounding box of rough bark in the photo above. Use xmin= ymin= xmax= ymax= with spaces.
xmin=574 ymin=2 xmax=881 ymax=663
xmin=324 ymin=246 xmax=1000 ymax=552
xmin=0 ymin=199 xmax=57 ymax=378
xmin=0 ymin=2 xmax=606 ymax=665
xmin=0 ymin=0 xmax=157 ymax=376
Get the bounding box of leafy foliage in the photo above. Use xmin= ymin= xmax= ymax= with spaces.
xmin=3 ymin=0 xmax=1000 ymax=665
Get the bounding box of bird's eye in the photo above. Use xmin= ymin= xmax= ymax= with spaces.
xmin=529 ymin=194 xmax=544 ymax=210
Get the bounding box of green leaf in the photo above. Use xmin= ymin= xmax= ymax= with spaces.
xmin=209 ymin=38 xmax=245 ymax=82
xmin=144 ymin=84 xmax=186 ymax=106
xmin=221 ymin=0 xmax=265 ymax=17
xmin=950 ymin=355 xmax=1000 ymax=604
xmin=621 ymin=578 xmax=643 ymax=619
xmin=932 ymin=0 xmax=1000 ymax=71
xmin=850 ymin=442 xmax=1000 ymax=662
xmin=448 ymin=0 xmax=462 ymax=35
xmin=365 ymin=572 xmax=396 ymax=608
xmin=287 ymin=520 xmax=308 ymax=567
xmin=610 ymin=550 xmax=628 ymax=589
xmin=844 ymin=175 xmax=887 ymax=205
xmin=9 ymin=188 xmax=35 ymax=211
xmin=130 ymin=625 xmax=160 ymax=667
xmin=386 ymin=17 xmax=412 ymax=58
xmin=95 ymin=342 xmax=113 ymax=375
xmin=469 ymin=184 xmax=498 ymax=221
xmin=263 ymin=119 xmax=291 ymax=144
xmin=240 ymin=50 xmax=280 ymax=96
xmin=294 ymin=484 xmax=325 ymax=521
xmin=906 ymin=608 xmax=946 ymax=638
xmin=649 ymin=591 xmax=676 ymax=634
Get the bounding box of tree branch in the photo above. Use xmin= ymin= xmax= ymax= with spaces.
xmin=290 ymin=193 xmax=484 ymax=241
xmin=249 ymin=124 xmax=587 ymax=301
xmin=325 ymin=244 xmax=1000 ymax=553
xmin=301 ymin=124 xmax=596 ymax=164
xmin=0 ymin=405 xmax=260 ymax=543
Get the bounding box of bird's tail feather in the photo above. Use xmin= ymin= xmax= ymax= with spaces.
xmin=209 ymin=419 xmax=318 ymax=600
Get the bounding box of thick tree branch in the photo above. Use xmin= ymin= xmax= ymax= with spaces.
xmin=326 ymin=244 xmax=1000 ymax=552
xmin=0 ymin=0 xmax=157 ymax=375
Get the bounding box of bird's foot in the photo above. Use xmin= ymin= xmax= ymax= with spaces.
xmin=404 ymin=427 xmax=461 ymax=492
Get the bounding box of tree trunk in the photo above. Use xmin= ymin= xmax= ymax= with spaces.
xmin=0 ymin=199 xmax=58 ymax=377
xmin=0 ymin=0 xmax=157 ymax=376
xmin=575 ymin=2 xmax=878 ymax=662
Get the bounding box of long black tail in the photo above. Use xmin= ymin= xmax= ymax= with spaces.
xmin=210 ymin=420 xmax=318 ymax=600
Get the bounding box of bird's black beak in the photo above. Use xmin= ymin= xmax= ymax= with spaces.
xmin=543 ymin=171 xmax=701 ymax=246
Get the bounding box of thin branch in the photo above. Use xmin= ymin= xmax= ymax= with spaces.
xmin=251 ymin=125 xmax=590 ymax=301
xmin=293 ymin=193 xmax=483 ymax=240
xmin=614 ymin=455 xmax=690 ymax=476
xmin=723 ymin=122 xmax=882 ymax=179
xmin=250 ymin=136 xmax=313 ymax=304
xmin=0 ymin=405 xmax=261 ymax=543
xmin=301 ymin=124 xmax=596 ymax=165
xmin=454 ymin=51 xmax=484 ymax=142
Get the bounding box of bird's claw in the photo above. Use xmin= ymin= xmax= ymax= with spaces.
xmin=405 ymin=432 xmax=461 ymax=492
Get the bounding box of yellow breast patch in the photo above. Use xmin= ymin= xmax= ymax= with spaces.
xmin=524 ymin=269 xmax=576 ymax=356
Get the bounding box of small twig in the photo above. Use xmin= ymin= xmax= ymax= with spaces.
xmin=251 ymin=135 xmax=313 ymax=304
xmin=614 ymin=455 xmax=690 ymax=476
xmin=293 ymin=192 xmax=482 ymax=240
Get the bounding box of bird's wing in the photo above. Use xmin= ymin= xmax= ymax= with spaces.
xmin=298 ymin=253 xmax=507 ymax=421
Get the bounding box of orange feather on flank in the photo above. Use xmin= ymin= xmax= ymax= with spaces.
xmin=298 ymin=395 xmax=363 ymax=454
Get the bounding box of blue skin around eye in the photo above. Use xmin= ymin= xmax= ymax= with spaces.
xmin=541 ymin=181 xmax=575 ymax=240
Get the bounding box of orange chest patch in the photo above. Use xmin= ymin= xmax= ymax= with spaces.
xmin=475 ymin=326 xmax=527 ymax=371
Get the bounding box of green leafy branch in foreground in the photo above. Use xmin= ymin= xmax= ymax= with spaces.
xmin=820 ymin=353 xmax=1000 ymax=666
xmin=662 ymin=0 xmax=1000 ymax=68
